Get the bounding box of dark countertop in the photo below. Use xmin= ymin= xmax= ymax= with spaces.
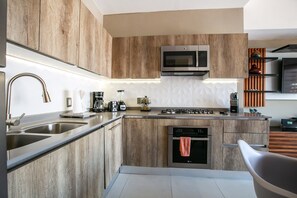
xmin=7 ymin=110 xmax=271 ymax=171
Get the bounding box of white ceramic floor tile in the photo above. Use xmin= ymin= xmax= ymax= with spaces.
xmin=106 ymin=174 xmax=130 ymax=198
xmin=120 ymin=174 xmax=172 ymax=198
xmin=171 ymin=176 xmax=224 ymax=198
xmin=215 ymin=178 xmax=257 ymax=198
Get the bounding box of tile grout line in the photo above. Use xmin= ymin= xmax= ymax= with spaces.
xmin=170 ymin=175 xmax=174 ymax=198
xmin=214 ymin=179 xmax=227 ymax=198
xmin=118 ymin=174 xmax=130 ymax=198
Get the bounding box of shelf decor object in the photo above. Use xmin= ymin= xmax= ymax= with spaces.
xmin=244 ymin=48 xmax=266 ymax=107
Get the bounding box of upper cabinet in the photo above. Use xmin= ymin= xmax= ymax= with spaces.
xmin=39 ymin=0 xmax=80 ymax=65
xmin=209 ymin=34 xmax=248 ymax=78
xmin=100 ymin=28 xmax=112 ymax=77
xmin=112 ymin=36 xmax=159 ymax=79
xmin=79 ymin=2 xmax=98 ymax=72
xmin=7 ymin=0 xmax=40 ymax=50
xmin=130 ymin=36 xmax=159 ymax=78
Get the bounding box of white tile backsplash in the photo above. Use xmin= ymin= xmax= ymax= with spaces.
xmin=105 ymin=76 xmax=237 ymax=108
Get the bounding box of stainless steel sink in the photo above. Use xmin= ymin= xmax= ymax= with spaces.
xmin=23 ymin=122 xmax=87 ymax=134
xmin=7 ymin=134 xmax=50 ymax=150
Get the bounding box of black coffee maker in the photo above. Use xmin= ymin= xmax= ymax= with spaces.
xmin=91 ymin=92 xmax=104 ymax=112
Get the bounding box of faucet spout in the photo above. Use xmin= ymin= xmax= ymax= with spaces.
xmin=6 ymin=73 xmax=51 ymax=127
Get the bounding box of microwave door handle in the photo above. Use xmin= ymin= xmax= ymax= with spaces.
xmin=196 ymin=51 xmax=199 ymax=67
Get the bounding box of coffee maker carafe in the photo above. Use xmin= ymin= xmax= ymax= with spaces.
xmin=91 ymin=92 xmax=104 ymax=112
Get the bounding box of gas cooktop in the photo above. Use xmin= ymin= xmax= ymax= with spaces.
xmin=160 ymin=108 xmax=215 ymax=115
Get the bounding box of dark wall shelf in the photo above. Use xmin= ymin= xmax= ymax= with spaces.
xmin=249 ymin=74 xmax=279 ymax=77
xmin=249 ymin=57 xmax=278 ymax=62
xmin=244 ymin=90 xmax=279 ymax=93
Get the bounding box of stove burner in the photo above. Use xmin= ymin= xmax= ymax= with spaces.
xmin=160 ymin=108 xmax=214 ymax=115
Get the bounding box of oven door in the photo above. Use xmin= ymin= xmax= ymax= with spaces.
xmin=168 ymin=126 xmax=211 ymax=169
xmin=161 ymin=46 xmax=199 ymax=72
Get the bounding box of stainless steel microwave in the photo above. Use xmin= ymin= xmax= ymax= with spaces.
xmin=161 ymin=45 xmax=210 ymax=76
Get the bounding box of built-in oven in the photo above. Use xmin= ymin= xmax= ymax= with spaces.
xmin=161 ymin=45 xmax=210 ymax=76
xmin=168 ymin=126 xmax=211 ymax=169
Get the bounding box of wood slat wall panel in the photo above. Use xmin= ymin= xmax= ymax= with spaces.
xmin=244 ymin=48 xmax=266 ymax=107
xmin=269 ymin=132 xmax=297 ymax=158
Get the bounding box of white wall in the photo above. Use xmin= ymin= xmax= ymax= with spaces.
xmin=244 ymin=0 xmax=297 ymax=30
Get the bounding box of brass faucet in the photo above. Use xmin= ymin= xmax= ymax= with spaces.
xmin=6 ymin=73 xmax=51 ymax=130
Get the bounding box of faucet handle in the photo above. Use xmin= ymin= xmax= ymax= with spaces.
xmin=6 ymin=113 xmax=25 ymax=127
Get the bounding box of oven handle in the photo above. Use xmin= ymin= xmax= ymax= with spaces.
xmin=173 ymin=137 xmax=209 ymax=141
xmin=196 ymin=51 xmax=199 ymax=67
xmin=223 ymin=143 xmax=267 ymax=148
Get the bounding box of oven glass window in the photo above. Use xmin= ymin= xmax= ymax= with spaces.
xmin=172 ymin=140 xmax=208 ymax=164
xmin=164 ymin=51 xmax=196 ymax=67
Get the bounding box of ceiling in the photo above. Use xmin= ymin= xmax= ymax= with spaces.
xmin=95 ymin=0 xmax=250 ymax=15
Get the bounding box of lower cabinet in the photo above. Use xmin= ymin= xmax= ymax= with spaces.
xmin=222 ymin=120 xmax=269 ymax=171
xmin=8 ymin=128 xmax=105 ymax=198
xmin=123 ymin=118 xmax=158 ymax=167
xmin=104 ymin=119 xmax=123 ymax=188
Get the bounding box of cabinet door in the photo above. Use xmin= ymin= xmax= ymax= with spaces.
xmin=112 ymin=37 xmax=130 ymax=78
xmin=123 ymin=118 xmax=158 ymax=166
xmin=78 ymin=2 xmax=96 ymax=71
xmin=8 ymin=128 xmax=104 ymax=198
xmin=100 ymin=28 xmax=112 ymax=77
xmin=224 ymin=120 xmax=269 ymax=133
xmin=40 ymin=0 xmax=80 ymax=64
xmin=209 ymin=34 xmax=248 ymax=78
xmin=105 ymin=119 xmax=123 ymax=188
xmin=130 ymin=36 xmax=160 ymax=78
xmin=223 ymin=133 xmax=268 ymax=171
xmin=7 ymin=0 xmax=40 ymax=50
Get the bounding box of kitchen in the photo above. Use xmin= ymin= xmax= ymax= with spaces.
xmin=1 ymin=0 xmax=297 ymax=198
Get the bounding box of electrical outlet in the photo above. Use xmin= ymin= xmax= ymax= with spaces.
xmin=66 ymin=97 xmax=72 ymax=107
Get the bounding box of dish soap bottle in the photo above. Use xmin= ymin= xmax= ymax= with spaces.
xmin=117 ymin=90 xmax=127 ymax=111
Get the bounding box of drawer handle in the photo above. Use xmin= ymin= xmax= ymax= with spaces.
xmin=108 ymin=123 xmax=121 ymax=130
xmin=223 ymin=143 xmax=266 ymax=148
xmin=172 ymin=137 xmax=210 ymax=141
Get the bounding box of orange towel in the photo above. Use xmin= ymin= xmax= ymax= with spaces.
xmin=179 ymin=137 xmax=191 ymax=157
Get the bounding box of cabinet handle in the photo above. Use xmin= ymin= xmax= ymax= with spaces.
xmin=223 ymin=143 xmax=266 ymax=148
xmin=172 ymin=137 xmax=210 ymax=141
xmin=108 ymin=123 xmax=121 ymax=130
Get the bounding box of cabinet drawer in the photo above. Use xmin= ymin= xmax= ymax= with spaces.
xmin=223 ymin=132 xmax=268 ymax=147
xmin=224 ymin=120 xmax=269 ymax=133
xmin=105 ymin=119 xmax=122 ymax=131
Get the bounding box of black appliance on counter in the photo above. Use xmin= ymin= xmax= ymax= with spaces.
xmin=108 ymin=101 xmax=118 ymax=112
xmin=281 ymin=118 xmax=297 ymax=132
xmin=91 ymin=92 xmax=104 ymax=112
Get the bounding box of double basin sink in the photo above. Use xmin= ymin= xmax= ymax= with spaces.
xmin=7 ymin=122 xmax=87 ymax=150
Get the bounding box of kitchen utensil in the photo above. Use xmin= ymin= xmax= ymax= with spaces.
xmin=137 ymin=96 xmax=151 ymax=111
xmin=108 ymin=101 xmax=118 ymax=112
xmin=91 ymin=92 xmax=104 ymax=112
xmin=117 ymin=90 xmax=126 ymax=111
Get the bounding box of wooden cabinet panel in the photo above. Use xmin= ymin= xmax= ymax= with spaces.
xmin=8 ymin=128 xmax=104 ymax=198
xmin=112 ymin=37 xmax=130 ymax=78
xmin=130 ymin=36 xmax=160 ymax=78
xmin=79 ymin=2 xmax=96 ymax=71
xmin=156 ymin=119 xmax=223 ymax=169
xmin=100 ymin=28 xmax=112 ymax=77
xmin=123 ymin=118 xmax=158 ymax=166
xmin=209 ymin=34 xmax=248 ymax=78
xmin=7 ymin=0 xmax=40 ymax=50
xmin=224 ymin=120 xmax=269 ymax=133
xmin=269 ymin=132 xmax=297 ymax=158
xmin=39 ymin=0 xmax=80 ymax=64
xmin=105 ymin=119 xmax=122 ymax=188
xmin=223 ymin=133 xmax=268 ymax=171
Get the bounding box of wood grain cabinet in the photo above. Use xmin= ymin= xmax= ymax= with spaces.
xmin=39 ymin=0 xmax=80 ymax=65
xmin=209 ymin=34 xmax=248 ymax=78
xmin=99 ymin=28 xmax=112 ymax=77
xmin=112 ymin=36 xmax=159 ymax=78
xmin=123 ymin=118 xmax=158 ymax=166
xmin=104 ymin=119 xmax=122 ymax=188
xmin=8 ymin=128 xmax=105 ymax=198
xmin=7 ymin=0 xmax=40 ymax=50
xmin=222 ymin=120 xmax=269 ymax=171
